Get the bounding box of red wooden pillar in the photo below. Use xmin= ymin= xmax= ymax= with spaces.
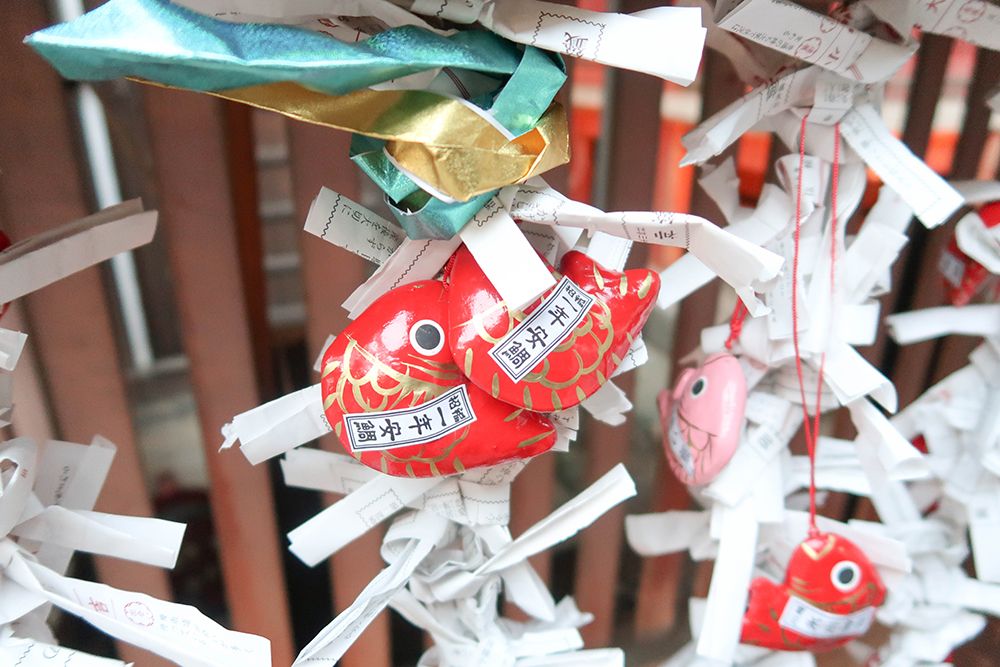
xmin=1 ymin=6 xmax=173 ymax=665
xmin=141 ymin=85 xmax=296 ymax=665
xmin=288 ymin=120 xmax=393 ymax=667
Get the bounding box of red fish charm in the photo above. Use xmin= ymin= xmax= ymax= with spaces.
xmin=448 ymin=246 xmax=659 ymax=412
xmin=940 ymin=200 xmax=1000 ymax=307
xmin=741 ymin=532 xmax=886 ymax=652
xmin=321 ymin=280 xmax=556 ymax=477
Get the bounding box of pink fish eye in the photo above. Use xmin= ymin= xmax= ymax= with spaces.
xmin=689 ymin=376 xmax=708 ymax=398
xmin=409 ymin=319 xmax=444 ymax=356
xmin=830 ymin=560 xmax=861 ymax=592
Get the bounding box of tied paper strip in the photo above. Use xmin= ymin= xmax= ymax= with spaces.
xmin=281 ymin=448 xmax=522 ymax=527
xmin=0 ymin=437 xmax=271 ymax=666
xmin=839 ymin=104 xmax=963 ymax=229
xmin=410 ymin=0 xmax=706 ymax=85
xmin=305 ymin=188 xmax=556 ymax=313
xmin=0 ymin=329 xmax=27 ymax=372
xmin=171 ymin=0 xmax=447 ymax=34
xmin=290 ymin=464 xmax=636 ymax=664
xmin=680 ymin=66 xmax=821 ymax=167
xmin=306 ymin=183 xmax=782 ymax=316
xmin=863 ymin=0 xmax=1000 ymax=52
xmin=716 ymin=0 xmax=915 ymax=82
xmin=0 ymin=630 xmax=126 ymax=667
xmin=0 ymin=200 xmax=157 ymax=305
xmin=508 ymin=184 xmax=784 ymax=313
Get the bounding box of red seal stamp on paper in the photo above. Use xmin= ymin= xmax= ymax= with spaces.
xmin=124 ymin=601 xmax=155 ymax=626
xmin=795 ymin=37 xmax=823 ymax=59
xmin=958 ymin=0 xmax=986 ymax=22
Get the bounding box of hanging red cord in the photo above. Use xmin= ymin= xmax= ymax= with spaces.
xmin=724 ymin=300 xmax=749 ymax=350
xmin=790 ymin=114 xmax=841 ymax=537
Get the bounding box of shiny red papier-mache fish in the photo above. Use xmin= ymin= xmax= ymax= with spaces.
xmin=448 ymin=245 xmax=659 ymax=413
xmin=741 ymin=532 xmax=887 ymax=652
xmin=320 ymin=280 xmax=557 ymax=478
xmin=320 ymin=246 xmax=659 ymax=477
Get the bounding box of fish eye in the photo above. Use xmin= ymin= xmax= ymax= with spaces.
xmin=830 ymin=561 xmax=861 ymax=592
xmin=689 ymin=376 xmax=708 ymax=398
xmin=409 ymin=319 xmax=444 ymax=356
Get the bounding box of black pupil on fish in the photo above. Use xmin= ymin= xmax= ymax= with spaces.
xmin=691 ymin=378 xmax=706 ymax=396
xmin=838 ymin=567 xmax=855 ymax=584
xmin=414 ymin=323 xmax=441 ymax=351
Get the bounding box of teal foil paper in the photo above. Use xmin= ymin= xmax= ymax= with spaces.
xmin=27 ymin=0 xmax=567 ymax=239
xmin=26 ymin=0 xmax=524 ymax=94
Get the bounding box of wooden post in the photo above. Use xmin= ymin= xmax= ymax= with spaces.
xmin=573 ymin=15 xmax=663 ymax=643
xmin=929 ymin=48 xmax=1000 ymax=385
xmin=141 ymin=85 xmax=295 ymax=665
xmin=287 ymin=120 xmax=393 ymax=667
xmin=633 ymin=49 xmax=744 ymax=639
xmin=875 ymin=36 xmax=954 ymax=408
xmin=1 ymin=6 xmax=173 ymax=665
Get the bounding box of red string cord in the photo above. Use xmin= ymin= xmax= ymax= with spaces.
xmin=790 ymin=115 xmax=841 ymax=537
xmin=725 ymin=300 xmax=748 ymax=350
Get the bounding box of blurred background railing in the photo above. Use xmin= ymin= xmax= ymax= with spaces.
xmin=2 ymin=1 xmax=999 ymax=665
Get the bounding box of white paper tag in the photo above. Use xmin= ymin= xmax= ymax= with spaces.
xmin=11 ymin=557 xmax=271 ymax=667
xmin=682 ymin=67 xmax=819 ymax=166
xmin=864 ymin=0 xmax=1000 ymax=51
xmin=840 ymin=105 xmax=963 ymax=229
xmin=812 ymin=72 xmax=863 ymax=125
xmin=342 ymin=236 xmax=461 ymax=319
xmin=480 ymin=1 xmax=706 ymax=85
xmin=459 ymin=198 xmax=556 ymax=311
xmin=343 ymin=385 xmax=476 ymax=452
xmin=0 ymin=635 xmax=125 ymax=666
xmin=778 ymin=595 xmax=875 ymax=639
xmin=304 ymin=187 xmax=404 ymax=264
xmin=488 ymin=277 xmax=594 ymax=382
xmin=717 ymin=0 xmax=913 ymax=82
xmin=667 ymin=410 xmax=696 ymax=477
xmin=0 ymin=201 xmax=157 ymax=305
xmin=0 ymin=328 xmax=27 ymax=372
xmin=510 ymin=184 xmax=783 ymax=312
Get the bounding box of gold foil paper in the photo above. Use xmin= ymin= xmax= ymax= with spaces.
xmin=136 ymin=79 xmax=569 ymax=201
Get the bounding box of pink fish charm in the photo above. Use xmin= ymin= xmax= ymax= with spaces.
xmin=658 ymin=352 xmax=746 ymax=485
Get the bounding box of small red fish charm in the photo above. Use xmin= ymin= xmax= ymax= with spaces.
xmin=940 ymin=200 xmax=1000 ymax=306
xmin=741 ymin=532 xmax=886 ymax=652
xmin=448 ymin=245 xmax=659 ymax=412
xmin=321 ymin=280 xmax=556 ymax=477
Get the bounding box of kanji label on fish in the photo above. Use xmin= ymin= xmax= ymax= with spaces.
xmin=489 ymin=276 xmax=595 ymax=382
xmin=344 ymin=385 xmax=477 ymax=452
xmin=778 ymin=596 xmax=875 ymax=640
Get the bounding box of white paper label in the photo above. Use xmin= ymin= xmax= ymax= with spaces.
xmin=488 ymin=276 xmax=594 ymax=382
xmin=839 ymin=105 xmax=963 ymax=229
xmin=304 ymin=187 xmax=404 ymax=264
xmin=939 ymin=247 xmax=966 ymax=288
xmin=668 ymin=411 xmax=696 ymax=477
xmin=531 ymin=11 xmax=605 ymax=60
xmin=778 ymin=596 xmax=875 ymax=639
xmin=343 ymin=385 xmax=476 ymax=451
